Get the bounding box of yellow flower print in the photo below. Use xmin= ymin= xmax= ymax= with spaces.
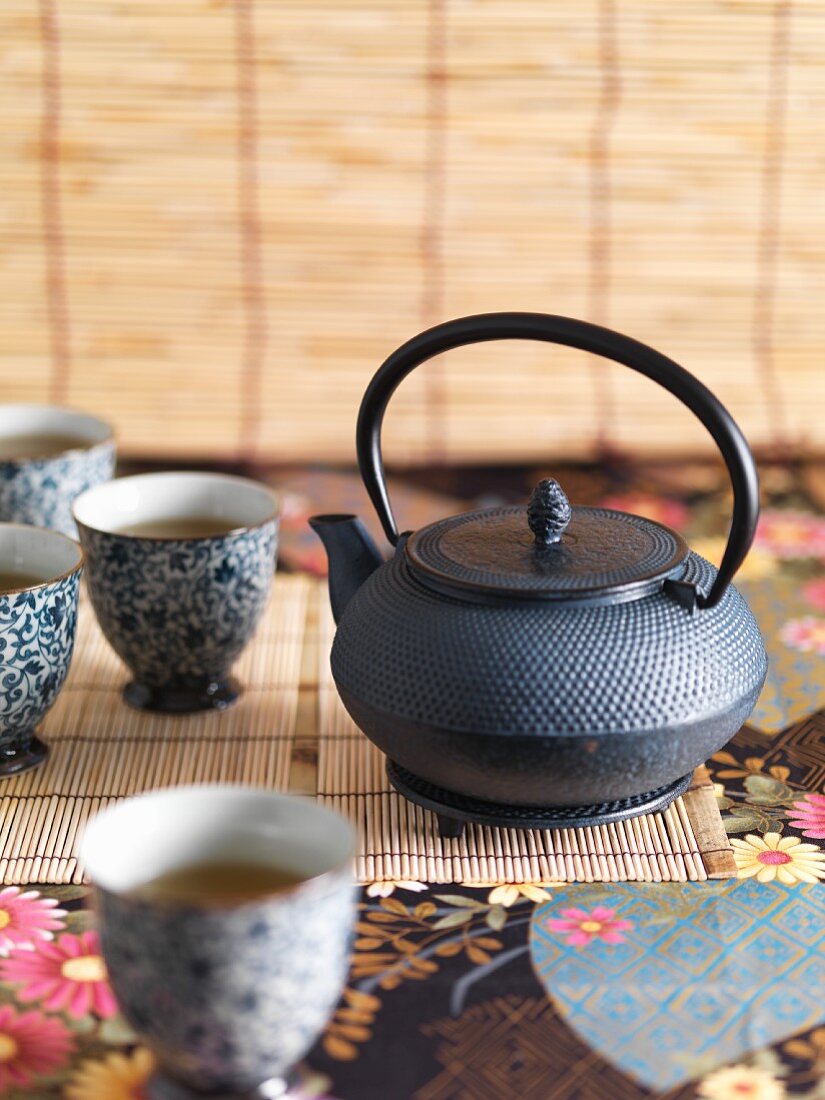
xmin=64 ymin=1047 xmax=155 ymax=1100
xmin=730 ymin=833 xmax=825 ymax=884
xmin=365 ymin=881 xmax=427 ymax=899
xmin=486 ymin=884 xmax=561 ymax=907
xmin=697 ymin=1063 xmax=786 ymax=1099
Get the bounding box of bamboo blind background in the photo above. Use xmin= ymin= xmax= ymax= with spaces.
xmin=0 ymin=575 xmax=735 ymax=884
xmin=1 ymin=2 xmax=823 ymax=463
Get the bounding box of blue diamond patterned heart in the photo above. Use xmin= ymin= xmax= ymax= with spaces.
xmin=529 ymin=880 xmax=825 ymax=1090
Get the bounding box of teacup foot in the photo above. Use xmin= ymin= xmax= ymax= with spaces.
xmin=0 ymin=734 xmax=48 ymax=778
xmin=146 ymin=1071 xmax=289 ymax=1099
xmin=123 ymin=677 xmax=241 ymax=714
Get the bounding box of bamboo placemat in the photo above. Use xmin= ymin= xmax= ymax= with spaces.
xmin=314 ymin=599 xmax=736 ymax=884
xmin=0 ymin=575 xmax=312 ymax=885
xmin=0 ymin=575 xmax=735 ymax=885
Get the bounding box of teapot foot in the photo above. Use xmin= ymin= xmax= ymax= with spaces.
xmin=386 ymin=760 xmax=691 ymax=834
xmin=436 ymin=813 xmax=465 ymax=840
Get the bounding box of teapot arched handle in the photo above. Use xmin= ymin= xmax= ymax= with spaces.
xmin=356 ymin=312 xmax=760 ymax=610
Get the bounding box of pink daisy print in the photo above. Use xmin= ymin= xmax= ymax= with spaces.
xmin=0 ymin=929 xmax=119 ymax=1019
xmin=803 ymin=578 xmax=825 ymax=612
xmin=754 ymin=510 xmax=825 ymax=559
xmin=545 ymin=906 xmax=632 ymax=947
xmin=788 ymin=793 xmax=825 ymax=839
xmin=780 ymin=617 xmax=825 ymax=657
xmin=0 ymin=1004 xmax=73 ymax=1090
xmin=0 ymin=887 xmax=66 ymax=955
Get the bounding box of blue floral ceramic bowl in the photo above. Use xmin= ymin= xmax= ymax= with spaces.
xmin=0 ymin=523 xmax=83 ymax=776
xmin=81 ymin=785 xmax=356 ymax=1098
xmin=0 ymin=405 xmax=115 ymax=537
xmin=73 ymin=472 xmax=279 ymax=713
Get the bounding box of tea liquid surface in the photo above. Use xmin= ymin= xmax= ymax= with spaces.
xmin=115 ymin=516 xmax=241 ymax=539
xmin=0 ymin=570 xmax=46 ymax=592
xmin=0 ymin=434 xmax=87 ymax=461
xmin=131 ymin=859 xmax=306 ymax=904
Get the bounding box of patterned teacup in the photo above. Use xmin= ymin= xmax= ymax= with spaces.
xmin=81 ymin=785 xmax=356 ymax=1099
xmin=72 ymin=472 xmax=279 ymax=713
xmin=0 ymin=405 xmax=116 ymax=537
xmin=0 ymin=523 xmax=83 ymax=776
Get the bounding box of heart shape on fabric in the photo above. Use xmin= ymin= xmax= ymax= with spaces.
xmin=530 ymin=880 xmax=825 ymax=1090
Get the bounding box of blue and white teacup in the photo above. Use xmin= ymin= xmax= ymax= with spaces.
xmin=0 ymin=523 xmax=83 ymax=776
xmin=81 ymin=785 xmax=356 ymax=1099
xmin=0 ymin=405 xmax=116 ymax=537
xmin=72 ymin=472 xmax=279 ymax=713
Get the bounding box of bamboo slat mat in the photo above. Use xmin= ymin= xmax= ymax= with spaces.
xmin=0 ymin=575 xmax=311 ymax=885
xmin=0 ymin=575 xmax=736 ymax=885
xmin=1 ymin=1 xmax=824 ymax=462
xmin=314 ymin=598 xmax=736 ymax=885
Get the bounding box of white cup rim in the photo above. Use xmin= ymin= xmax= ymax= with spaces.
xmin=0 ymin=523 xmax=84 ymax=594
xmin=0 ymin=405 xmax=114 ymax=461
xmin=72 ymin=471 xmax=279 ymax=541
xmin=80 ymin=784 xmax=356 ymax=907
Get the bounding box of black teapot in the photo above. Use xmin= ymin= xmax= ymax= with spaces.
xmin=311 ymin=314 xmax=768 ymax=837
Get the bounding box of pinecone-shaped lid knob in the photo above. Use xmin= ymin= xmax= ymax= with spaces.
xmin=527 ymin=478 xmax=572 ymax=545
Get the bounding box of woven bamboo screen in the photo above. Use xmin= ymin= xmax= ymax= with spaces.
xmin=1 ymin=1 xmax=822 ymax=464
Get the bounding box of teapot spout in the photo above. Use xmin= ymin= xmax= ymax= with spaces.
xmin=309 ymin=514 xmax=384 ymax=624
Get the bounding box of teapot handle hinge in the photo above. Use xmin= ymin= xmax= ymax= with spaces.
xmin=663 ymin=578 xmax=700 ymax=614
xmin=394 ymin=531 xmax=412 ymax=556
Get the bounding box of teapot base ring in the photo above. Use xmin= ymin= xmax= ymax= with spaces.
xmin=385 ymin=760 xmax=691 ymax=839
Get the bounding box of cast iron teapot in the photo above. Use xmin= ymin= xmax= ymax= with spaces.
xmin=311 ymin=313 xmax=768 ymax=837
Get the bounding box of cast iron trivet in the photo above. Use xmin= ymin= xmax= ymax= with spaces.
xmin=386 ymin=761 xmax=693 ymax=839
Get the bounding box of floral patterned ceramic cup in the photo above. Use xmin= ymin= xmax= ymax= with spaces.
xmin=0 ymin=405 xmax=116 ymax=538
xmin=81 ymin=785 xmax=356 ymax=1099
xmin=72 ymin=472 xmax=279 ymax=713
xmin=0 ymin=523 xmax=83 ymax=776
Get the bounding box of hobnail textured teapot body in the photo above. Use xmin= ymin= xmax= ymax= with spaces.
xmin=330 ymin=543 xmax=766 ymax=806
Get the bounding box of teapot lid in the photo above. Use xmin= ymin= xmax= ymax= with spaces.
xmin=404 ymin=478 xmax=689 ymax=605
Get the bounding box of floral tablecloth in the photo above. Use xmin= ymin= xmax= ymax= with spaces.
xmin=1 ymin=462 xmax=825 ymax=1100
